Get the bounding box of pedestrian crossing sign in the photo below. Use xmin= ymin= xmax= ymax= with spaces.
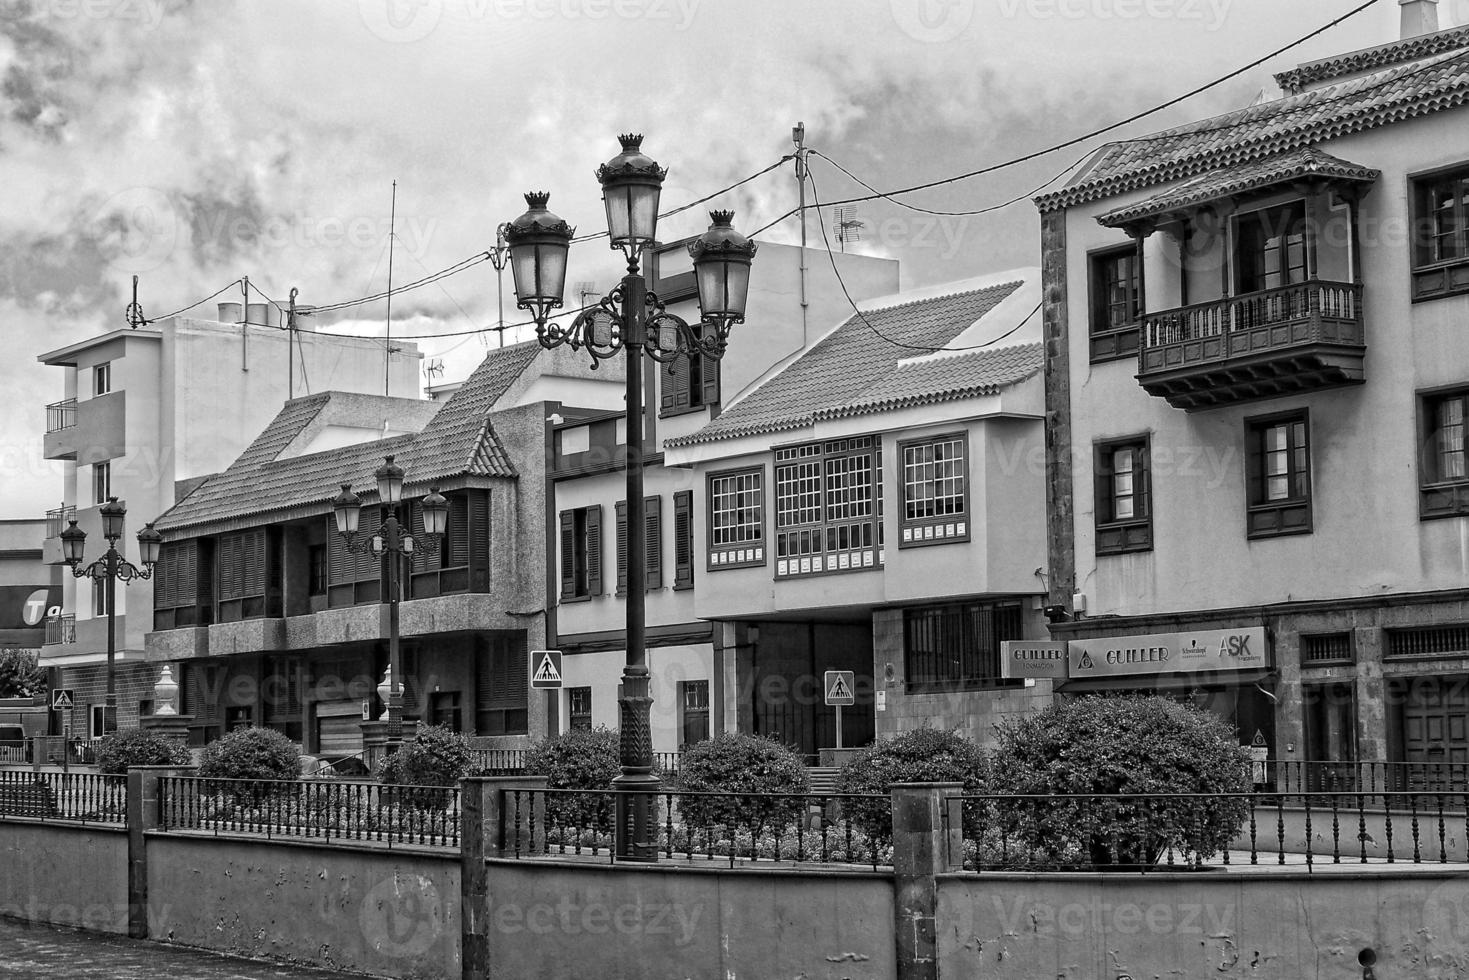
xmin=530 ymin=650 xmax=563 ymax=689
xmin=824 ymin=670 xmax=855 ymax=706
xmin=51 ymin=689 xmax=75 ymax=711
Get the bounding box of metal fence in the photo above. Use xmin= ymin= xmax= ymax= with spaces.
xmin=158 ymin=776 xmax=460 ymax=848
xmin=469 ymin=748 xmax=681 ymax=775
xmin=956 ymin=791 xmax=1469 ymax=872
xmin=505 ymin=787 xmax=891 ymax=869
xmin=0 ymin=770 xmax=126 ymax=824
xmin=1269 ymin=760 xmax=1469 ymax=795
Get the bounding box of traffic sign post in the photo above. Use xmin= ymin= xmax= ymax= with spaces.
xmin=51 ymin=690 xmax=75 ymax=773
xmin=824 ymin=671 xmax=855 ymax=750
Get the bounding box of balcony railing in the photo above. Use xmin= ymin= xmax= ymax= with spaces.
xmin=46 ymin=398 xmax=76 ymax=433
xmin=1138 ymin=279 xmax=1366 ymax=410
xmin=44 ymin=614 xmax=76 ymax=646
xmin=45 ymin=505 xmax=76 ymax=539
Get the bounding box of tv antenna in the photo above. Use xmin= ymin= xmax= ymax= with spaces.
xmin=488 ymin=222 xmax=510 ymax=348
xmin=424 ymin=358 xmax=445 ymax=382
xmin=574 ymin=281 xmax=599 ymax=311
xmin=834 ymin=206 xmax=863 ymax=252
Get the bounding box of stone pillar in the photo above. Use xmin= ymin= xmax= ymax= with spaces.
xmin=460 ymin=776 xmax=547 ymax=980
xmin=139 ymin=713 xmax=194 ymax=743
xmin=360 ymin=719 xmax=394 ymax=773
xmin=890 ymin=782 xmax=964 ymax=980
xmin=126 ymin=765 xmax=195 ymax=940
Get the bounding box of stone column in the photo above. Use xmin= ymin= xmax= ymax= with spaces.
xmin=125 ymin=765 xmax=195 ymax=940
xmin=890 ymin=782 xmax=964 ymax=980
xmin=460 ymin=776 xmax=547 ymax=980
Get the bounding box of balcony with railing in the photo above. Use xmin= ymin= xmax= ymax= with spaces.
xmin=46 ymin=398 xmax=76 ymax=433
xmin=44 ymin=614 xmax=76 ymax=646
xmin=1137 ymin=280 xmax=1366 ymax=410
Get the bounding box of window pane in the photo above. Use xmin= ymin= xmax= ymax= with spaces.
xmin=1438 ymin=397 xmax=1467 ymax=481
xmin=1264 ymin=423 xmax=1291 ymax=500
xmin=1112 ymin=448 xmax=1135 ymax=519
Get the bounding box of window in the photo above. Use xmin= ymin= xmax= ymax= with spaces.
xmin=1236 ymin=203 xmax=1307 ymax=295
xmin=672 ymin=489 xmax=694 ymax=590
xmin=1088 ymin=244 xmax=1142 ymax=361
xmin=615 ymin=496 xmax=662 ymax=596
xmin=707 ymin=468 xmax=764 ymax=569
xmin=92 ymin=578 xmax=110 ymax=617
xmin=773 ymin=437 xmax=882 ymax=578
xmin=1093 ymin=436 xmax=1152 ymax=555
xmin=558 ymin=505 xmax=603 ymax=600
xmin=428 ymin=692 xmax=462 ymax=732
xmin=1420 ymin=387 xmax=1469 ymax=518
xmin=93 ymin=362 xmax=111 ymax=396
xmin=93 ymin=461 xmax=110 ymax=505
xmin=1245 ymin=410 xmax=1312 ymax=538
xmin=308 ymin=544 xmax=327 ymax=597
xmin=900 ymin=434 xmax=969 ymax=546
xmin=659 ymin=330 xmax=720 ymax=416
xmin=1412 ymin=165 xmax=1469 ymax=300
xmin=567 ymin=687 xmax=592 ymax=731
xmin=1301 ymin=632 xmax=1353 ymax=665
xmin=679 ymin=680 xmax=710 ymax=746
xmin=904 ymin=601 xmax=1024 ymax=692
xmin=476 ymin=637 xmax=528 ymax=735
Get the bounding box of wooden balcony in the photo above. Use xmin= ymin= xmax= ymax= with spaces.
xmin=1137 ymin=280 xmax=1365 ymax=410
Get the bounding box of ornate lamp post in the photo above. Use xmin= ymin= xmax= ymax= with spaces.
xmin=505 ymin=134 xmax=756 ymax=861
xmin=59 ymin=497 xmax=163 ymax=734
xmin=331 ymin=456 xmax=449 ymax=740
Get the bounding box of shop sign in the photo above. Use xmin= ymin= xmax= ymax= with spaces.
xmin=1001 ymin=641 xmax=1069 ymax=679
xmin=1067 ymin=626 xmax=1268 ymax=679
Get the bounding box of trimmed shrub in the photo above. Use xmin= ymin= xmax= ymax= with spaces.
xmin=196 ymin=726 xmax=301 ymax=784
xmin=524 ymin=726 xmax=620 ymax=827
xmin=94 ymin=728 xmax=191 ymax=775
xmin=988 ymin=695 xmax=1252 ymax=869
xmin=376 ymin=724 xmax=473 ymax=809
xmin=836 ymin=727 xmax=990 ymax=844
xmin=673 ymin=733 xmax=809 ymax=833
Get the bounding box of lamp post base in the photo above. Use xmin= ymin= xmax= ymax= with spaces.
xmin=614 ymin=669 xmax=660 ymax=863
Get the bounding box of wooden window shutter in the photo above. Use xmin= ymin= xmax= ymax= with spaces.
xmin=182 ymin=541 xmax=199 ymax=608
xmin=661 ymin=356 xmax=689 ymax=412
xmin=1137 ymin=445 xmax=1151 ymax=519
xmin=242 ymin=529 xmax=266 ymax=597
xmin=559 ymin=510 xmax=576 ymax=600
xmin=466 ymin=491 xmax=490 ymax=591
xmin=673 ymin=490 xmax=693 ymax=590
xmin=328 ymin=519 xmax=351 ymax=585
xmin=217 ymin=535 xmax=238 ymax=600
xmin=406 ymin=501 xmax=429 ymax=574
xmin=1245 ymin=426 xmax=1264 ymax=505
xmin=1093 ymin=445 xmax=1112 ymax=524
xmin=585 ymin=504 xmax=603 ymax=597
xmin=700 ymin=351 xmax=720 ymax=408
xmin=615 ymin=500 xmax=629 ymax=597
xmin=645 ymin=495 xmax=662 ymax=591
xmin=449 ymin=494 xmax=471 ymax=567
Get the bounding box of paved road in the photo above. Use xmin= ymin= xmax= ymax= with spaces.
xmin=0 ymin=918 xmax=366 ymax=979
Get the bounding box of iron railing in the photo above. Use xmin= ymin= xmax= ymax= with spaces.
xmin=45 ymin=398 xmax=76 ymax=433
xmin=956 ymin=791 xmax=1469 ymax=871
xmin=158 ymin=775 xmax=460 ymax=848
xmin=468 ymin=748 xmax=681 ymax=775
xmin=1142 ymin=279 xmax=1362 ymax=348
xmin=505 ymin=787 xmax=891 ymax=869
xmin=1268 ymin=760 xmax=1469 ymax=795
xmin=45 ymin=504 xmax=76 ymax=538
xmin=43 ymin=614 xmax=76 ymax=645
xmin=0 ymin=770 xmax=126 ymax=824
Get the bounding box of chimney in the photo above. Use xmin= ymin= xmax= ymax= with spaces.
xmin=1400 ymin=0 xmax=1439 ymax=39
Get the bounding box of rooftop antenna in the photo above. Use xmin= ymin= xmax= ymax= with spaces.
xmin=125 ymin=275 xmax=146 ymax=328
xmin=288 ymin=287 xmax=298 ymax=399
xmin=574 ymin=281 xmax=599 ymax=312
xmin=834 ymin=205 xmax=863 ymax=253
xmin=384 ymin=180 xmax=398 ymax=396
xmin=489 ymin=221 xmax=510 ymax=348
xmin=424 ymin=357 xmax=445 ymax=382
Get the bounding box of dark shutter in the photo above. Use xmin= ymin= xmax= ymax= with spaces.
xmin=699 ymin=351 xmax=720 ymax=408
xmin=585 ymin=504 xmax=603 ymax=597
xmin=673 ymin=490 xmax=693 ymax=590
xmin=328 ymin=518 xmax=353 ymax=586
xmin=447 ymin=494 xmax=471 ymax=568
xmin=242 ymin=529 xmax=266 ymax=598
xmin=559 ymin=510 xmax=576 ymax=600
xmin=407 ymin=500 xmax=430 ymax=574
xmin=1245 ymin=426 xmax=1264 ymax=506
xmin=645 ymin=495 xmax=662 ymax=591
xmin=615 ymin=499 xmax=629 ymax=597
xmin=467 ymin=490 xmax=490 ymax=591
xmin=1093 ymin=445 xmax=1113 ymax=525
xmin=661 ymin=356 xmax=689 ymax=413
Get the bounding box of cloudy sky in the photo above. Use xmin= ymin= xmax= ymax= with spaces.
xmin=0 ymin=0 xmax=1437 ymax=516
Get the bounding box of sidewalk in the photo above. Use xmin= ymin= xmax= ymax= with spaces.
xmin=0 ymin=918 xmax=368 ymax=979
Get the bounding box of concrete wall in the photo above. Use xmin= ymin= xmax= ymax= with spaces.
xmin=0 ymin=823 xmax=128 ymax=933
xmin=146 ymin=834 xmax=460 ymax=979
xmin=939 ymin=870 xmax=1469 ymax=979
xmin=487 ymin=860 xmax=897 ymax=980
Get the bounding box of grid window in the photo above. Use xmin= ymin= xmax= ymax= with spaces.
xmin=1094 ymin=436 xmax=1151 ymax=555
xmin=774 ymin=438 xmax=882 ymax=577
xmin=1420 ymin=387 xmax=1469 ymax=518
xmin=1246 ymin=411 xmax=1312 ymax=538
xmin=1087 ymin=245 xmax=1142 ymax=362
xmin=707 ymin=468 xmax=764 ymax=569
xmin=904 ymin=601 xmax=1024 ymax=692
xmin=1412 ymin=166 xmax=1469 ymax=300
xmin=900 ymin=435 xmax=968 ymax=546
xmin=1237 ymin=203 xmax=1308 ymax=294
xmin=567 ymin=687 xmax=592 ymax=731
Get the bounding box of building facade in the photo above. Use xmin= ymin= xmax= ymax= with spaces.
xmin=1035 ymin=7 xmax=1469 ymax=779
xmin=37 ymin=304 xmax=421 ymax=734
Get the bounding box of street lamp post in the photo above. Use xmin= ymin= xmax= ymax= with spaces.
xmin=505 ymin=134 xmax=756 ymax=862
xmin=331 ymin=457 xmax=449 ymax=741
xmin=59 ymin=497 xmax=162 ymax=734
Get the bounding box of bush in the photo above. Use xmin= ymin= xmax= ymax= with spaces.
xmin=836 ymin=727 xmax=991 ymax=844
xmin=94 ymin=728 xmax=191 ymax=775
xmin=196 ymin=726 xmax=301 ymax=783
xmin=377 ymin=725 xmax=472 ymax=808
xmin=673 ymin=733 xmax=809 ymax=833
xmin=524 ymin=726 xmax=621 ymax=827
xmin=988 ymin=695 xmax=1252 ymax=868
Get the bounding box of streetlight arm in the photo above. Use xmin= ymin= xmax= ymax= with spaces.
xmin=68 ymin=549 xmax=153 ymax=583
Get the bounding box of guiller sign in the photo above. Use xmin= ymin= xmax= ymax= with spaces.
xmin=1002 ymin=627 xmax=1269 ymax=680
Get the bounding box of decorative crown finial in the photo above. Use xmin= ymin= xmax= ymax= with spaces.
xmin=617 ymin=134 xmax=644 ymax=150
xmin=523 ymin=191 xmax=551 ymax=209
xmin=710 ymin=210 xmax=735 ymax=226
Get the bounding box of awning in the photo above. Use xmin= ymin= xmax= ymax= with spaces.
xmin=1096 ymin=146 xmax=1379 ymax=229
xmin=1057 ymin=668 xmax=1276 ymax=695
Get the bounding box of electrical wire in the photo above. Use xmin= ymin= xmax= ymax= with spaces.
xmin=140 ymin=278 xmax=243 ymax=324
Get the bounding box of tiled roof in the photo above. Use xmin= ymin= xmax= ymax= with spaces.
xmin=1036 ymin=42 xmax=1469 ymax=213
xmin=1274 ymin=25 xmax=1469 ymax=94
xmin=667 ymin=282 xmax=1029 ymax=448
xmin=1095 ymin=147 xmax=1380 ymax=227
xmin=155 ymin=343 xmax=541 ymax=534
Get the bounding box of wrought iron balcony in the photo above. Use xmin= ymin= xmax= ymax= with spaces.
xmin=46 ymin=398 xmax=76 ymax=433
xmin=1137 ymin=280 xmax=1365 ymax=410
xmin=44 ymin=614 xmax=76 ymax=646
xmin=45 ymin=505 xmax=76 ymax=539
